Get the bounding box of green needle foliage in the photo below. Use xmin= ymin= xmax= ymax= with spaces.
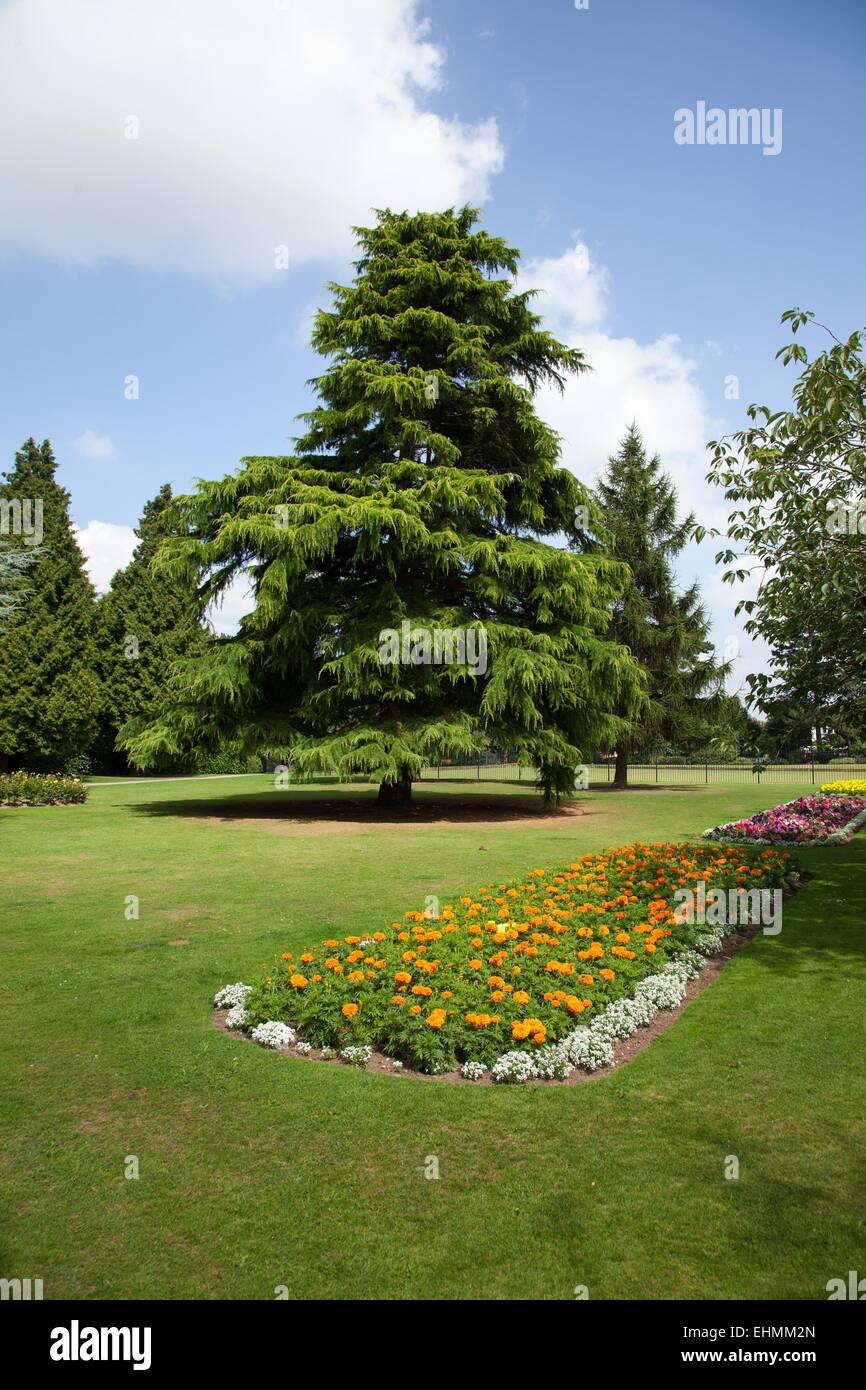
xmin=122 ymin=208 xmax=643 ymax=804
xmin=0 ymin=439 xmax=101 ymax=771
xmin=94 ymin=485 xmax=211 ymax=773
xmin=598 ymin=426 xmax=729 ymax=786
xmin=0 ymin=539 xmax=40 ymax=633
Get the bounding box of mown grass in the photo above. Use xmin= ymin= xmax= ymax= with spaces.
xmin=1 ymin=775 xmax=864 ymax=1300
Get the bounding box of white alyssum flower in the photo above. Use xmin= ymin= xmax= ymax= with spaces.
xmin=530 ymin=1045 xmax=574 ymax=1081
xmin=295 ymin=1041 xmax=313 ymax=1054
xmin=694 ymin=928 xmax=726 ymax=955
xmin=340 ymin=1045 xmax=372 ymax=1067
xmin=391 ymin=1059 xmax=404 ymax=1069
xmin=320 ymin=1046 xmax=338 ymax=1060
xmin=491 ymin=1050 xmax=537 ymax=1084
xmin=633 ymin=970 xmax=687 ymax=1012
xmin=251 ymin=1021 xmax=296 ymax=1049
xmin=461 ymin=1061 xmax=488 ymax=1081
xmin=224 ymin=1004 xmax=249 ymax=1029
xmin=562 ymin=1026 xmax=616 ymax=1070
xmin=590 ymin=998 xmax=642 ymax=1042
xmin=669 ymin=949 xmax=704 ymax=980
xmin=214 ymin=982 xmax=252 ymax=1008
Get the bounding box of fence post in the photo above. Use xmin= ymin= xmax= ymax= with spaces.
xmin=477 ymin=760 xmax=480 ymax=781
xmin=811 ymin=761 xmax=815 ymax=785
xmin=705 ymin=761 xmax=708 ymax=784
xmin=655 ymin=758 xmax=659 ymax=784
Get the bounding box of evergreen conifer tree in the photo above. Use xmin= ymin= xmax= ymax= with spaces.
xmin=598 ymin=426 xmax=729 ymax=787
xmin=122 ymin=208 xmax=644 ymax=804
xmin=0 ymin=439 xmax=100 ymax=770
xmin=94 ymin=484 xmax=210 ymax=772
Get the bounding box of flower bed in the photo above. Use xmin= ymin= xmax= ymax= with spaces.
xmin=820 ymin=779 xmax=866 ymax=796
xmin=216 ymin=840 xmax=797 ymax=1082
xmin=0 ymin=772 xmax=88 ymax=807
xmin=704 ymin=794 xmax=866 ymax=847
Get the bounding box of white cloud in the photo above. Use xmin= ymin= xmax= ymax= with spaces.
xmin=73 ymin=429 xmax=115 ymax=460
xmin=206 ymin=574 xmax=255 ymax=637
xmin=520 ymin=239 xmax=766 ymax=689
xmin=74 ymin=520 xmax=137 ymax=592
xmin=0 ymin=0 xmax=503 ymax=283
xmin=520 ymin=242 xmax=724 ymax=520
xmin=75 ymin=519 xmax=253 ymax=632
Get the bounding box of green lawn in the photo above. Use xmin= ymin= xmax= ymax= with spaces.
xmin=2 ymin=776 xmax=864 ymax=1300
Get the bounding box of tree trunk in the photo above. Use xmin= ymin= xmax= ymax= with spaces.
xmin=378 ymin=766 xmax=413 ymax=806
xmin=613 ymin=749 xmax=628 ymax=789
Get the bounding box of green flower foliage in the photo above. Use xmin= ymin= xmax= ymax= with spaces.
xmin=0 ymin=771 xmax=87 ymax=806
xmin=122 ymin=208 xmax=644 ymax=802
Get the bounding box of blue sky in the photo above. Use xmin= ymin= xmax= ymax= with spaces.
xmin=1 ymin=0 xmax=863 ymax=687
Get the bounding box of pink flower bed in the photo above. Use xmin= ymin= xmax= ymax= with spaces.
xmin=704 ymin=794 xmax=866 ymax=845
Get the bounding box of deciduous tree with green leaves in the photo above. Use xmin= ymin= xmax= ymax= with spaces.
xmin=122 ymin=207 xmax=644 ymax=804
xmin=597 ymin=426 xmax=729 ymax=787
xmin=0 ymin=439 xmax=101 ymax=771
xmin=706 ymin=309 xmax=866 ymax=730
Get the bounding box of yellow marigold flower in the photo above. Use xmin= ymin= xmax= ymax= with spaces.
xmin=289 ymin=974 xmax=308 ymax=988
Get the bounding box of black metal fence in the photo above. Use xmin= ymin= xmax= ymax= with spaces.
xmin=421 ymin=759 xmax=866 ymax=787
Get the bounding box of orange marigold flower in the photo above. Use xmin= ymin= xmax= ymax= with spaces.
xmin=341 ymin=1002 xmax=359 ymax=1018
xmin=289 ymin=974 xmax=308 ymax=988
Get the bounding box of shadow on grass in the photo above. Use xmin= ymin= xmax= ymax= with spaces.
xmin=126 ymin=788 xmax=587 ymax=825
